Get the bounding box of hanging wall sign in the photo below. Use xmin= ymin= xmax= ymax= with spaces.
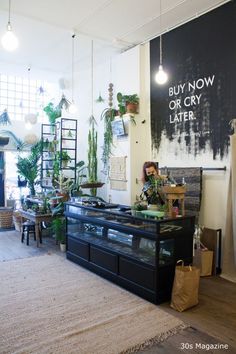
xmin=150 ymin=1 xmax=236 ymax=160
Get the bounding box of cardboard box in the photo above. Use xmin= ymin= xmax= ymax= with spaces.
xmin=193 ymin=249 xmax=213 ymax=276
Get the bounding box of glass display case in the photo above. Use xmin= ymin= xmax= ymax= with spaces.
xmin=65 ymin=202 xmax=195 ymax=304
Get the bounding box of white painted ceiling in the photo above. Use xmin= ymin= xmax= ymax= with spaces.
xmin=0 ymin=0 xmax=230 ymax=74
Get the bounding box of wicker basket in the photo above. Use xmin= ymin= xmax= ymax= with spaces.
xmin=0 ymin=207 xmax=13 ymax=228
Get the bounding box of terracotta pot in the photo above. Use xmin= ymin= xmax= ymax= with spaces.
xmin=126 ymin=103 xmax=138 ymax=114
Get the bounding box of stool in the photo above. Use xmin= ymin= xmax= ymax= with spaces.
xmin=162 ymin=185 xmax=186 ymax=217
xmin=21 ymin=221 xmax=36 ymax=246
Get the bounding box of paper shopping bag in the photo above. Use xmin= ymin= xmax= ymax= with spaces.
xmin=170 ymin=260 xmax=200 ymax=312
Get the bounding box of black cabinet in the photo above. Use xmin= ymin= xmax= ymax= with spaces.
xmin=65 ymin=203 xmax=195 ymax=304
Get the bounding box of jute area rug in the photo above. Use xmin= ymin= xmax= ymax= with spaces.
xmin=0 ymin=254 xmax=186 ymax=354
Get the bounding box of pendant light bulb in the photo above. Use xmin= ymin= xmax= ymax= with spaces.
xmin=1 ymin=22 xmax=18 ymax=51
xmin=1 ymin=0 xmax=19 ymax=51
xmin=155 ymin=64 xmax=168 ymax=85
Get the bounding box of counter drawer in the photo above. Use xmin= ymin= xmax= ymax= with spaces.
xmin=67 ymin=237 xmax=89 ymax=260
xmin=119 ymin=257 xmax=155 ymax=290
xmin=90 ymin=246 xmax=118 ymax=274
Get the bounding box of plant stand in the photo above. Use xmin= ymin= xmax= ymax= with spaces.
xmin=162 ymin=186 xmax=186 ymax=217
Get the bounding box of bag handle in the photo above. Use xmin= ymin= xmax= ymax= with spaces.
xmin=176 ymin=259 xmax=192 ymax=271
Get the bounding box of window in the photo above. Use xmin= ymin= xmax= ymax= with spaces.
xmin=0 ymin=74 xmax=58 ymax=123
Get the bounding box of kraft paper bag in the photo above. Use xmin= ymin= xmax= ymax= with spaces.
xmin=193 ymin=249 xmax=213 ymax=276
xmin=170 ymin=260 xmax=200 ymax=312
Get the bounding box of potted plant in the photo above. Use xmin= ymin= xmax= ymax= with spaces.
xmin=61 ymin=150 xmax=71 ymax=168
xmin=43 ymin=102 xmax=61 ymax=128
xmin=51 ymin=216 xmax=66 ymax=252
xmin=80 ymin=116 xmax=104 ymax=196
xmin=16 ymin=141 xmax=42 ymax=196
xmin=124 ymin=94 xmax=139 ymax=113
xmin=117 ymin=92 xmax=139 ymax=115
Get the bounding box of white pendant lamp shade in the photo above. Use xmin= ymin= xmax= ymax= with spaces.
xmin=1 ymin=24 xmax=19 ymax=51
xmin=1 ymin=1 xmax=19 ymax=51
xmin=155 ymin=64 xmax=168 ymax=85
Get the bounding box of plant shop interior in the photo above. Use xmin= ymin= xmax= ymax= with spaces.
xmin=0 ymin=0 xmax=236 ymax=353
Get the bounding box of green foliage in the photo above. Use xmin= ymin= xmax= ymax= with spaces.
xmin=0 ymin=130 xmax=29 ymax=151
xmin=116 ymin=92 xmax=139 ymax=116
xmin=61 ymin=150 xmax=71 ymax=162
xmin=51 ymin=216 xmax=66 ymax=244
xmin=100 ymin=108 xmax=117 ymax=171
xmin=88 ymin=117 xmax=97 ymax=183
xmin=16 ymin=141 xmax=42 ymax=195
xmin=43 ymin=102 xmax=61 ymax=125
xmin=71 ymin=160 xmax=87 ymax=196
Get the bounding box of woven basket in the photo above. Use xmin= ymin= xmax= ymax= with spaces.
xmin=0 ymin=207 xmax=13 ymax=228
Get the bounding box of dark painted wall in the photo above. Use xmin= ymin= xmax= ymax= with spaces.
xmin=150 ymin=1 xmax=236 ymax=159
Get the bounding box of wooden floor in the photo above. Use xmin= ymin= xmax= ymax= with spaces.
xmin=1 ymin=229 xmax=236 ymax=354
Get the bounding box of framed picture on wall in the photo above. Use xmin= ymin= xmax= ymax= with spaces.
xmin=111 ymin=119 xmax=126 ymax=136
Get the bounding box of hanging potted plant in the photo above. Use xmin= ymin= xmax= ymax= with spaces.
xmin=80 ymin=116 xmax=104 ymax=196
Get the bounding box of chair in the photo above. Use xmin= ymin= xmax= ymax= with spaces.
xmin=21 ymin=221 xmax=36 ymax=246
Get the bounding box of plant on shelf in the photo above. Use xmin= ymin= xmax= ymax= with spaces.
xmin=61 ymin=150 xmax=71 ymax=167
xmin=43 ymin=102 xmax=61 ymax=126
xmin=117 ymin=92 xmax=139 ymax=115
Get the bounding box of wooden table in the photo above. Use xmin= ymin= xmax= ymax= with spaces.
xmin=19 ymin=210 xmax=53 ymax=247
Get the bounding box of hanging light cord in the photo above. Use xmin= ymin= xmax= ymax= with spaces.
xmin=28 ymin=67 xmax=30 ymax=114
xmin=8 ymin=0 xmax=12 ymax=26
xmin=159 ymin=0 xmax=162 ymax=65
xmin=71 ymin=34 xmax=75 ymax=102
xmin=159 ymin=35 xmax=163 ymax=65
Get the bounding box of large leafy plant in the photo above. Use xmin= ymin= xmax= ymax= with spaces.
xmin=16 ymin=141 xmax=42 ymax=195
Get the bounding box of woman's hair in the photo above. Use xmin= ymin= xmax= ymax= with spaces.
xmin=141 ymin=161 xmax=159 ymax=183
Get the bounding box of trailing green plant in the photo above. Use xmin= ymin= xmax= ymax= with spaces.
xmin=100 ymin=108 xmax=118 ymax=172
